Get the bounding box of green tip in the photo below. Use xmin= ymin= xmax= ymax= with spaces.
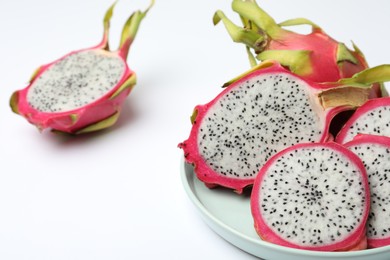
xmin=336 ymin=43 xmax=358 ymax=65
xmin=10 ymin=91 xmax=19 ymax=114
xmin=101 ymin=1 xmax=118 ymax=50
xmin=337 ymin=65 xmax=390 ymax=87
xmin=110 ymin=73 xmax=137 ymax=99
xmin=246 ymin=46 xmax=257 ymax=67
xmin=257 ymin=50 xmax=313 ymax=77
xmin=222 ymin=60 xmax=276 ymax=88
xmin=76 ymin=111 xmax=121 ymax=134
xmin=278 ymin=17 xmax=321 ymax=32
xmin=231 ymin=0 xmax=282 ymax=39
xmin=212 ymin=11 xmax=222 ymax=25
xmin=119 ymin=0 xmax=154 ymax=59
xmin=190 ymin=109 xmax=198 ymax=124
xmin=213 ymin=10 xmax=266 ymax=53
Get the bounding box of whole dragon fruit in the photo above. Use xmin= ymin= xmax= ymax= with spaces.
xmin=179 ymin=61 xmax=387 ymax=193
xmin=345 ymin=134 xmax=390 ymax=248
xmin=213 ymin=0 xmax=385 ymax=98
xmin=250 ymin=142 xmax=370 ymax=251
xmin=10 ymin=1 xmax=153 ymax=134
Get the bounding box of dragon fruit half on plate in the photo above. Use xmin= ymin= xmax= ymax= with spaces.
xmin=10 ymin=1 xmax=153 ymax=134
xmin=250 ymin=142 xmax=370 ymax=251
xmin=345 ymin=134 xmax=390 ymax=248
xmin=179 ymin=61 xmax=389 ymax=193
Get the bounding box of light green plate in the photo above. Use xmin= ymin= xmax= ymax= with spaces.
xmin=181 ymin=160 xmax=390 ymax=260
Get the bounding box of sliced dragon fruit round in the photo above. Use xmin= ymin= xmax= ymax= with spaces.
xmin=213 ymin=0 xmax=386 ymax=98
xmin=10 ymin=1 xmax=153 ymax=134
xmin=179 ymin=61 xmax=386 ymax=193
xmin=251 ymin=142 xmax=370 ymax=251
xmin=336 ymin=96 xmax=390 ymax=144
xmin=344 ymin=134 xmax=390 ymax=248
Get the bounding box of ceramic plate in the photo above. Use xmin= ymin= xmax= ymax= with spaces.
xmin=181 ymin=159 xmax=390 ymax=260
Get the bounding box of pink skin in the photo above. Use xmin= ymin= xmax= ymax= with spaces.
xmin=13 ymin=49 xmax=134 ymax=133
xmin=268 ymin=28 xmax=382 ymax=98
xmin=269 ymin=30 xmax=367 ymax=84
xmin=336 ymin=97 xmax=390 ymax=144
xmin=251 ymin=142 xmax=370 ymax=251
xmin=10 ymin=2 xmax=152 ymax=134
xmin=179 ymin=61 xmax=356 ymax=193
xmin=344 ymin=134 xmax=390 ymax=248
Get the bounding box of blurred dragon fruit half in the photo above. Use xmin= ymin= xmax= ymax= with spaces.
xmin=10 ymin=1 xmax=153 ymax=134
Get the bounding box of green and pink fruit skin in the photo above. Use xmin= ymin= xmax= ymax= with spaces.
xmin=214 ymin=0 xmax=385 ymax=98
xmin=10 ymin=2 xmax=152 ymax=134
xmin=266 ymin=29 xmax=367 ymax=84
xmin=251 ymin=142 xmax=370 ymax=251
xmin=11 ymin=51 xmax=134 ymax=134
xmin=179 ymin=61 xmax=367 ymax=194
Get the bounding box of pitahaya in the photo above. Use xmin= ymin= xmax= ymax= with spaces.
xmin=344 ymin=134 xmax=390 ymax=248
xmin=213 ymin=0 xmax=385 ymax=98
xmin=336 ymin=95 xmax=390 ymax=144
xmin=179 ymin=61 xmax=387 ymax=193
xmin=250 ymin=142 xmax=370 ymax=251
xmin=10 ymin=1 xmax=153 ymax=134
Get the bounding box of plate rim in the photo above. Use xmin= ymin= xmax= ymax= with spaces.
xmin=180 ymin=158 xmax=390 ymax=259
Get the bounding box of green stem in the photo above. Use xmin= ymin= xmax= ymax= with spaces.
xmin=231 ymin=0 xmax=283 ymax=39
xmin=101 ymin=1 xmax=117 ymax=50
xmin=278 ymin=17 xmax=321 ymax=32
xmin=119 ymin=0 xmax=154 ymax=59
xmin=213 ymin=10 xmax=266 ymax=52
xmin=336 ymin=65 xmax=390 ymax=87
xmin=246 ymin=46 xmax=257 ymax=67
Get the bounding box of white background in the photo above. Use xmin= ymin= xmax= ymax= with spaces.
xmin=0 ymin=0 xmax=389 ymax=259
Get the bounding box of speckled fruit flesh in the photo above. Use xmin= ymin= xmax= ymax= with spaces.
xmin=178 ymin=61 xmax=382 ymax=193
xmin=344 ymin=134 xmax=390 ymax=248
xmin=10 ymin=1 xmax=153 ymax=134
xmin=251 ymin=142 xmax=370 ymax=251
xmin=336 ymin=97 xmax=390 ymax=144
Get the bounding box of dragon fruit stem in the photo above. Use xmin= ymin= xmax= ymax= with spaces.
xmin=278 ymin=17 xmax=321 ymax=32
xmin=213 ymin=10 xmax=266 ymax=53
xmin=335 ymin=64 xmax=390 ymax=87
xmin=119 ymin=0 xmax=154 ymax=60
xmin=231 ymin=0 xmax=284 ymax=39
xmin=100 ymin=1 xmax=117 ymax=50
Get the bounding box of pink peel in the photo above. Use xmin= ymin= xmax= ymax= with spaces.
xmin=344 ymin=134 xmax=390 ymax=248
xmin=10 ymin=1 xmax=153 ymax=134
xmin=251 ymin=142 xmax=370 ymax=251
xmin=179 ymin=61 xmax=370 ymax=193
xmin=214 ymin=0 xmax=384 ymax=98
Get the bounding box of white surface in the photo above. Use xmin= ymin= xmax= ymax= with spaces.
xmin=0 ymin=0 xmax=389 ymax=259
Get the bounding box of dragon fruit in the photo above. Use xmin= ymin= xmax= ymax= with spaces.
xmin=344 ymin=134 xmax=390 ymax=248
xmin=178 ymin=61 xmax=387 ymax=193
xmin=336 ymin=95 xmax=390 ymax=144
xmin=250 ymin=142 xmax=370 ymax=251
xmin=10 ymin=1 xmax=153 ymax=134
xmin=213 ymin=0 xmax=385 ymax=98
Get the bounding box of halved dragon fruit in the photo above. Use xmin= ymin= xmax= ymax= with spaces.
xmin=214 ymin=0 xmax=385 ymax=98
xmin=336 ymin=95 xmax=390 ymax=144
xmin=179 ymin=61 xmax=387 ymax=193
xmin=344 ymin=134 xmax=390 ymax=248
xmin=251 ymin=142 xmax=370 ymax=251
xmin=10 ymin=1 xmax=153 ymax=134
